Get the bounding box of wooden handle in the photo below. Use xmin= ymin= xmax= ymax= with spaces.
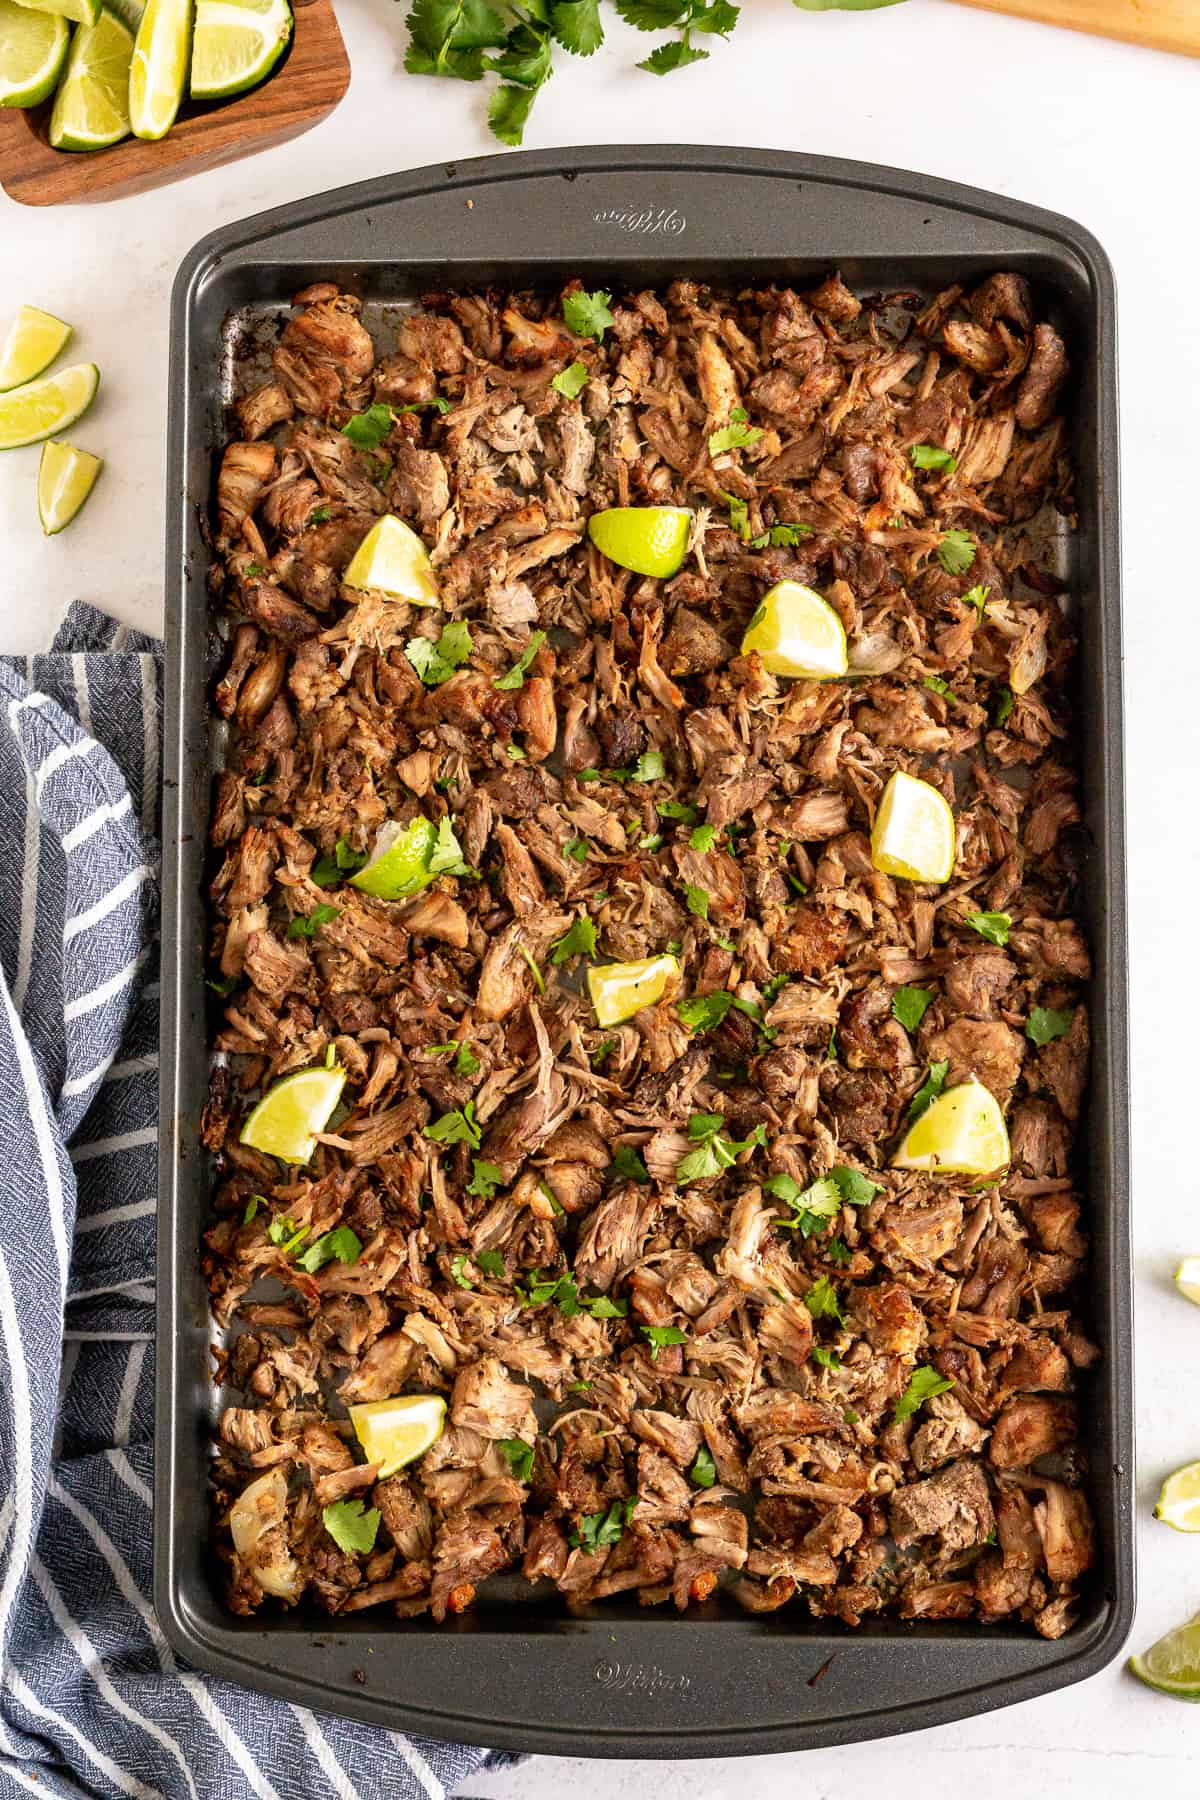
xmin=947 ymin=0 xmax=1200 ymax=57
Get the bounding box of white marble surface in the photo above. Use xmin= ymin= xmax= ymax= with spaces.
xmin=2 ymin=0 xmax=1197 ymax=1789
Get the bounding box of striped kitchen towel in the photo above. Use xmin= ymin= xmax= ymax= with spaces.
xmin=0 ymin=603 xmax=506 ymax=1800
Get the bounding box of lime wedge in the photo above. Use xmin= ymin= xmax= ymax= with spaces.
xmin=588 ymin=506 xmax=692 ymax=579
xmin=1155 ymin=1462 xmax=1200 ymax=1533
xmin=128 ymin=0 xmax=191 ymax=140
xmin=239 ymin=1061 xmax=346 ymax=1165
xmin=189 ymin=0 xmax=290 ymax=97
xmin=343 ymin=514 xmax=440 ymax=608
xmin=1174 ymin=1257 xmax=1200 ymax=1306
xmin=0 ymin=2 xmax=70 ymax=108
xmin=741 ymin=580 xmax=847 ymax=680
xmin=870 ymin=769 xmax=956 ymax=884
xmin=587 ymin=953 xmax=680 ymax=1027
xmin=12 ymin=0 xmax=100 ymax=27
xmin=349 ymin=817 xmax=444 ymax=899
xmin=350 ymin=1394 xmax=446 ymax=1478
xmin=48 ymin=8 xmax=132 ymax=149
xmin=0 ymin=363 xmax=98 ymax=451
xmin=0 ymin=305 xmax=71 ymax=391
xmin=38 ymin=440 xmax=102 ymax=534
xmin=1129 ymin=1614 xmax=1200 ymax=1701
xmin=893 ymin=1077 xmax=1010 ymax=1176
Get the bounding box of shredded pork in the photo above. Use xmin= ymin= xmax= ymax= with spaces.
xmin=206 ymin=272 xmax=1094 ymax=1638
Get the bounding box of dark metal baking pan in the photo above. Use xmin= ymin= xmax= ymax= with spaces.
xmin=157 ymin=145 xmax=1133 ymax=1756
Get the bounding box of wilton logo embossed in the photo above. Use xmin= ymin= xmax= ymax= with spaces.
xmin=593 ymin=206 xmax=686 ymax=237
xmin=593 ymin=1658 xmax=691 ymax=1696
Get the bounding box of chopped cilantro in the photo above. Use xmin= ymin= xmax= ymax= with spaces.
xmin=493 ymin=629 xmax=547 ymax=691
xmin=562 ymin=288 xmax=615 ymax=342
xmin=749 ymin=522 xmax=812 ymax=549
xmin=964 ymin=584 xmax=990 ymax=616
xmin=551 ymin=916 xmax=598 ymax=965
xmin=685 ymin=884 xmax=710 ymax=921
xmin=924 ymin=675 xmax=954 ymax=699
xmin=911 ymin=444 xmax=957 ymax=474
xmin=405 ymin=621 xmax=473 ymax=687
xmin=287 ymin=903 xmax=340 ymax=939
xmin=689 ymin=823 xmax=718 ymax=852
xmin=894 ymin=1365 xmax=955 ymax=1422
xmin=908 ymin=1060 xmax=950 ymax=1123
xmin=467 ymin=1159 xmax=505 ymax=1199
xmin=308 ymin=505 xmax=331 ymax=524
xmin=340 ymin=403 xmax=395 ymax=451
xmin=658 ymin=799 xmax=698 ymax=823
xmin=424 ymin=1101 xmax=482 ymax=1149
xmin=676 ymin=1113 xmax=765 ymax=1184
xmin=677 ymin=990 xmax=734 ymax=1033
xmin=1026 ymin=1005 xmax=1073 ymax=1046
xmin=267 ymin=1217 xmax=309 ymax=1256
xmin=322 ymin=1499 xmax=380 ymax=1554
xmin=804 ymin=1275 xmax=843 ymax=1325
xmin=477 ymin=1248 xmax=505 ymax=1277
xmin=994 ymin=685 xmax=1015 ymax=727
xmin=450 ymin=1252 xmax=475 ymax=1289
xmin=689 ymin=1445 xmax=717 ymax=1488
xmin=297 ymin=1226 xmax=362 ymax=1274
xmin=398 ymin=395 xmax=452 ymax=415
xmin=243 ymin=1195 xmax=264 ymax=1224
xmin=552 ymin=360 xmax=590 ymax=399
xmin=709 ymin=408 xmax=763 ymax=457
xmin=586 ymin=1293 xmax=629 ymax=1319
xmin=564 ymin=836 xmax=590 ymax=863
xmin=965 ymin=910 xmax=1012 ymax=947
xmin=590 ymin=1037 xmax=618 ymax=1069
xmin=892 ymin=985 xmax=934 ymax=1032
xmin=629 ymin=749 xmax=666 ymax=783
xmin=827 ymin=1238 xmax=852 ymax=1268
xmin=428 ymin=816 xmax=474 ymax=879
xmin=567 ymin=1379 xmax=593 ymax=1394
xmin=641 ymin=1324 xmax=687 ymax=1360
xmin=610 ymin=1143 xmax=650 ymax=1185
xmin=455 ymin=1042 xmax=481 ymax=1076
xmin=811 ymin=1345 xmax=841 ymax=1370
xmin=497 ymin=1438 xmax=535 ymax=1481
xmin=569 ymin=1495 xmax=636 ymax=1552
xmin=937 ymin=529 xmax=976 ymax=575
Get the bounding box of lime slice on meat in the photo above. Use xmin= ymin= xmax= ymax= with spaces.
xmin=892 ymin=1078 xmax=1010 ymax=1177
xmin=0 ymin=4 xmax=70 ymax=110
xmin=741 ymin=580 xmax=847 ymax=680
xmin=189 ymin=0 xmax=290 ymax=97
xmin=48 ymin=8 xmax=132 ymax=149
xmin=12 ymin=0 xmax=100 ymax=27
xmin=588 ymin=506 xmax=691 ymax=579
xmin=870 ymin=769 xmax=956 ymax=884
xmin=1155 ymin=1462 xmax=1200 ymax=1533
xmin=343 ymin=515 xmax=440 ymax=608
xmin=349 ymin=818 xmax=439 ymax=900
xmin=350 ymin=1395 xmax=446 ymax=1478
xmin=128 ymin=0 xmax=191 ymax=140
xmin=0 ymin=363 xmax=98 ymax=451
xmin=38 ymin=440 xmax=102 ymax=534
xmin=239 ymin=1061 xmax=346 ymax=1165
xmin=1174 ymin=1257 xmax=1200 ymax=1306
xmin=1129 ymin=1613 xmax=1200 ymax=1700
xmin=587 ymin=953 xmax=680 ymax=1027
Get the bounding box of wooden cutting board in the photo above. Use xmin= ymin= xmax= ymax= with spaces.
xmin=948 ymin=0 xmax=1200 ymax=58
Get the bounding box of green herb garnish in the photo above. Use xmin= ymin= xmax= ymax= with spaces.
xmin=552 ymin=360 xmax=590 ymax=398
xmin=494 ymin=629 xmax=547 ymax=691
xmin=892 ymin=985 xmax=934 ymax=1031
xmin=322 ymin=1499 xmax=380 ymax=1554
xmin=965 ymin=910 xmax=1012 ymax=947
xmin=893 ymin=1365 xmax=955 ymax=1423
xmin=937 ymin=529 xmax=976 ymax=575
xmin=1026 ymin=1005 xmax=1073 ymax=1046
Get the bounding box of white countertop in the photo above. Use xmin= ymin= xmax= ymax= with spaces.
xmin=2 ymin=0 xmax=1196 ymax=1790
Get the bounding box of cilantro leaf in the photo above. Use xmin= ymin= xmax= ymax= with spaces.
xmin=924 ymin=675 xmax=954 ymax=699
xmin=266 ymin=1215 xmax=308 ymax=1254
xmin=642 ymin=1324 xmax=687 ymax=1360
xmin=243 ymin=1195 xmax=264 ymax=1224
xmin=639 ymin=37 xmax=707 ymax=71
xmin=562 ymin=289 xmax=615 ymax=342
xmin=450 ymin=1252 xmax=476 ymax=1289
xmin=749 ymin=522 xmax=813 ymax=548
xmin=963 ymin=584 xmax=990 ymax=616
xmin=297 ymin=1226 xmax=362 ymax=1274
xmin=937 ymin=529 xmax=976 ymax=575
xmin=690 ymin=1444 xmax=716 ymax=1488
xmin=405 ymin=0 xmax=508 ymax=78
xmin=590 ymin=1036 xmax=617 ymax=1068
xmin=405 ymin=621 xmax=473 ymax=687
xmin=811 ymin=1345 xmax=841 ymax=1369
xmin=892 ymin=985 xmax=934 ymax=1032
xmin=498 ymin=1437 xmax=535 ymax=1481
xmin=827 ymin=1237 xmax=852 ymax=1267
xmin=965 ymin=910 xmax=1011 ymax=947
xmin=630 ymin=749 xmax=666 ymax=783
xmin=585 ymin=1293 xmax=629 ymax=1319
xmin=424 ymin=1101 xmax=482 ymax=1148
xmin=552 ymin=360 xmax=590 ymax=398
xmin=551 ymin=916 xmax=598 ymax=965
xmin=287 ymin=903 xmax=340 ymax=940
xmin=493 ymin=629 xmax=546 ymax=690
xmin=613 ymin=0 xmax=685 ymax=23
xmin=1027 ymin=1005 xmax=1073 ymax=1047
xmin=477 ymin=1248 xmax=506 ymax=1276
xmin=708 ymin=413 xmax=763 ymax=456
xmin=610 ymin=1143 xmax=651 ymax=1185
xmin=908 ymin=1060 xmax=950 ymax=1123
xmin=804 ymin=1275 xmax=843 ymax=1324
xmin=551 ymin=0 xmax=604 ymax=54
xmin=828 ymin=1164 xmax=882 ymax=1206
xmin=894 ymin=1365 xmax=955 ymax=1423
xmin=994 ymin=686 xmax=1014 ymax=727
xmin=911 ymin=444 xmax=957 ymax=474
xmin=658 ymin=799 xmax=698 ymax=822
xmin=685 ymin=884 xmax=710 ymax=921
xmin=487 ymin=80 xmax=538 ymax=144
xmin=309 ymin=505 xmax=331 ymax=524
xmin=569 ymin=1495 xmax=636 ymax=1552
xmin=467 ymin=1158 xmax=505 ymax=1198
xmin=763 ymin=1172 xmax=801 ymax=1206
xmin=677 ymin=990 xmax=734 ymax=1033
xmin=563 ymin=836 xmax=590 ymax=862
xmin=676 ymin=1114 xmax=765 ymax=1184
xmin=340 ymin=403 xmax=395 ymax=450
xmin=689 ymin=823 xmax=718 ymax=852
xmin=322 ymin=1499 xmax=380 ymax=1554
xmin=398 ymin=395 xmax=452 ymax=415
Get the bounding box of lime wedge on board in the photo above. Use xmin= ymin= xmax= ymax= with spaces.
xmin=38 ymin=440 xmax=103 ymax=534
xmin=189 ymin=0 xmax=290 ymax=98
xmin=1129 ymin=1613 xmax=1200 ymax=1701
xmin=0 ymin=1 xmax=70 ymax=108
xmin=128 ymin=0 xmax=191 ymax=140
xmin=48 ymin=7 xmax=132 ymax=149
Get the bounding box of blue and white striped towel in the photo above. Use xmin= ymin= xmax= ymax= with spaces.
xmin=0 ymin=603 xmax=506 ymax=1800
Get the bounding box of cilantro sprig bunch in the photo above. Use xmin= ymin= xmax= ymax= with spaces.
xmin=402 ymin=0 xmax=898 ymax=147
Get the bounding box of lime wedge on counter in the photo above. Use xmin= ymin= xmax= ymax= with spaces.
xmin=12 ymin=0 xmax=100 ymax=26
xmin=48 ymin=8 xmax=132 ymax=149
xmin=349 ymin=817 xmax=440 ymax=900
xmin=587 ymin=953 xmax=680 ymax=1027
xmin=892 ymin=1077 xmax=1010 ymax=1176
xmin=588 ymin=506 xmax=692 ymax=579
xmin=1129 ymin=1614 xmax=1200 ymax=1701
xmin=239 ymin=1061 xmax=346 ymax=1165
xmin=0 ymin=3 xmax=70 ymax=108
xmin=343 ymin=514 xmax=440 ymax=607
xmin=1174 ymin=1257 xmax=1200 ymax=1306
xmin=1155 ymin=1462 xmax=1200 ymax=1534
xmin=0 ymin=305 xmax=71 ymax=390
xmin=129 ymin=0 xmax=191 ymax=140
xmin=0 ymin=363 xmax=98 ymax=450
xmin=38 ymin=440 xmax=103 ymax=534
xmin=741 ymin=580 xmax=847 ymax=680
xmin=189 ymin=0 xmax=290 ymax=97
xmin=870 ymin=769 xmax=956 ymax=884
xmin=350 ymin=1395 xmax=446 ymax=1477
